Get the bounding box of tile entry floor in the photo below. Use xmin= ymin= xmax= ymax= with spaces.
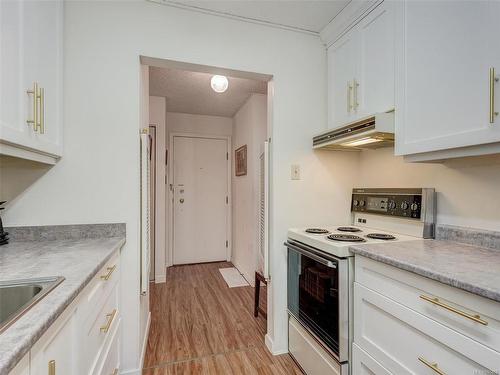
xmin=143 ymin=262 xmax=303 ymax=374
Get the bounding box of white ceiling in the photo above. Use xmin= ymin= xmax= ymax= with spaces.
xmin=149 ymin=66 xmax=267 ymax=117
xmin=158 ymin=0 xmax=350 ymax=34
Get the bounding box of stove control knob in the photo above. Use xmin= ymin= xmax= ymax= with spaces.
xmin=410 ymin=203 xmax=419 ymax=211
xmin=401 ymin=201 xmax=409 ymax=210
xmin=388 ymin=201 xmax=396 ymax=210
xmin=359 ymin=200 xmax=366 ymax=207
xmin=353 ymin=200 xmax=359 ymax=207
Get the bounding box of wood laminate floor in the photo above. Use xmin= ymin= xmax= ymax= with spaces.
xmin=143 ymin=262 xmax=303 ymax=375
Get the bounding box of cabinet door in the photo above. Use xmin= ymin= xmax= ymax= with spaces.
xmin=395 ymin=1 xmax=500 ymax=156
xmin=31 ymin=308 xmax=77 ymax=375
xmin=328 ymin=31 xmax=358 ymax=129
xmin=0 ymin=0 xmax=29 ymax=143
xmin=357 ymin=1 xmax=395 ymax=117
xmin=23 ymin=0 xmax=63 ymax=156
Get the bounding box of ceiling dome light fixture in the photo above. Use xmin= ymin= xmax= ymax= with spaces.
xmin=211 ymin=75 xmax=229 ymax=93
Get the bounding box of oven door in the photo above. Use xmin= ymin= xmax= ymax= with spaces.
xmin=286 ymin=240 xmax=349 ymax=363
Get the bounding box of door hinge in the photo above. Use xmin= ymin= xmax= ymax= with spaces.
xmin=226 ymin=240 xmax=228 ymax=248
xmin=226 ymin=196 xmax=228 ymax=204
xmin=226 ymin=152 xmax=229 ymax=160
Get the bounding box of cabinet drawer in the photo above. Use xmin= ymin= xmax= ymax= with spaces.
xmin=81 ymin=283 xmax=119 ymax=375
xmin=352 ymin=343 xmax=391 ymax=375
xmin=79 ymin=252 xmax=120 ymax=321
xmin=354 ymin=282 xmax=500 ymax=373
xmin=355 ymin=256 xmax=500 ymax=353
xmin=95 ymin=319 xmax=120 ymax=375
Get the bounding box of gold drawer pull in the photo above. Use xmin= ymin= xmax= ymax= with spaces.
xmin=490 ymin=67 xmax=499 ymax=123
xmin=111 ymin=369 xmax=118 ymax=375
xmin=27 ymin=82 xmax=38 ymax=130
xmin=100 ymin=309 xmax=117 ymax=333
xmin=38 ymin=86 xmax=45 ymax=134
xmin=48 ymin=360 xmax=56 ymax=375
xmin=347 ymin=81 xmax=353 ymax=112
xmin=420 ymin=295 xmax=488 ymax=325
xmin=100 ymin=265 xmax=117 ymax=280
xmin=418 ymin=356 xmax=446 ymax=375
xmin=353 ymin=78 xmax=359 ymax=110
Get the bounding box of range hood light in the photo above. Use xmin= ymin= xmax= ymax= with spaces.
xmin=340 ymin=137 xmax=384 ymax=147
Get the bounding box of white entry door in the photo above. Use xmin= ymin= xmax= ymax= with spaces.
xmin=172 ymin=136 xmax=229 ymax=265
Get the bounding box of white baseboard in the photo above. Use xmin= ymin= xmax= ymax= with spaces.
xmin=154 ymin=274 xmax=166 ymax=284
xmin=265 ymin=333 xmax=288 ymax=356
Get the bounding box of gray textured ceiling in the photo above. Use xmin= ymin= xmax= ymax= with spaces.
xmin=149 ymin=66 xmax=267 ymax=117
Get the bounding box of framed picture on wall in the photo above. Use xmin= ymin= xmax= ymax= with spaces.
xmin=235 ymin=145 xmax=247 ymax=176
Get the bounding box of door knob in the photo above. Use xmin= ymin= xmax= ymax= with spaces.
xmin=179 ymin=198 xmax=185 ymax=203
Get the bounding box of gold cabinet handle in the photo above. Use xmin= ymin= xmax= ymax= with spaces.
xmin=490 ymin=67 xmax=499 ymax=124
xmin=111 ymin=369 xmax=119 ymax=375
xmin=100 ymin=265 xmax=117 ymax=280
xmin=353 ymin=78 xmax=359 ymax=110
xmin=100 ymin=309 xmax=117 ymax=333
xmin=420 ymin=295 xmax=488 ymax=325
xmin=347 ymin=81 xmax=353 ymax=112
xmin=418 ymin=356 xmax=446 ymax=375
xmin=27 ymin=82 xmax=38 ymax=130
xmin=48 ymin=359 xmax=56 ymax=375
xmin=38 ymin=86 xmax=45 ymax=134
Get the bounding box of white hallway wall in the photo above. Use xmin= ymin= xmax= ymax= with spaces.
xmin=165 ymin=112 xmax=233 ymax=266
xmin=232 ymin=94 xmax=267 ymax=286
xmin=149 ymin=96 xmax=167 ymax=283
xmin=2 ymin=0 xmax=359 ymax=363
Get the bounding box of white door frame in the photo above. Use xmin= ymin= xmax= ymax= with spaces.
xmin=168 ymin=132 xmax=232 ymax=266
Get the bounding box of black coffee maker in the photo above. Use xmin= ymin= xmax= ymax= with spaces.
xmin=0 ymin=201 xmax=8 ymax=246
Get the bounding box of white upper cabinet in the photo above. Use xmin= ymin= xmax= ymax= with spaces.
xmin=0 ymin=0 xmax=63 ymax=163
xmin=326 ymin=1 xmax=395 ymax=129
xmin=357 ymin=2 xmax=395 ymax=118
xmin=328 ymin=32 xmax=359 ymax=128
xmin=395 ymin=1 xmax=500 ymax=160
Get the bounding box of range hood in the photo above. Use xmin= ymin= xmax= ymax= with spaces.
xmin=313 ymin=112 xmax=394 ymax=151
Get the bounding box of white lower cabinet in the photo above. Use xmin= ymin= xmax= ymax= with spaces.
xmin=9 ymin=251 xmax=121 ymax=375
xmin=9 ymin=354 xmax=30 ymax=375
xmin=353 ymin=255 xmax=500 ymax=375
xmin=352 ymin=343 xmax=391 ymax=375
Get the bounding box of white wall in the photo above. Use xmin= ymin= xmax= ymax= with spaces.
xmin=231 ymin=94 xmax=267 ymax=286
xmin=358 ymin=148 xmax=500 ymax=231
xmin=2 ymin=0 xmax=355 ymax=361
xmin=149 ymin=96 xmax=167 ymax=283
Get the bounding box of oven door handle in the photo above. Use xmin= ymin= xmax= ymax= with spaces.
xmin=286 ymin=242 xmax=337 ymax=269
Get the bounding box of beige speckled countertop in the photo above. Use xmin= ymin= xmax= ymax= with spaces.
xmin=349 ymin=239 xmax=500 ymax=303
xmin=0 ymin=236 xmax=125 ymax=374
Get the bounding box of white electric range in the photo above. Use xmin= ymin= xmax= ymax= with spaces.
xmin=286 ymin=188 xmax=436 ymax=375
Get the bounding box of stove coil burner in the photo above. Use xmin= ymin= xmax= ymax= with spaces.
xmin=327 ymin=234 xmax=366 ymax=242
xmin=305 ymin=228 xmax=330 ymax=234
xmin=366 ymin=233 xmax=396 ymax=240
xmin=336 ymin=226 xmax=361 ymax=232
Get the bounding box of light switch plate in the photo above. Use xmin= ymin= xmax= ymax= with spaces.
xmin=291 ymin=164 xmax=301 ymax=180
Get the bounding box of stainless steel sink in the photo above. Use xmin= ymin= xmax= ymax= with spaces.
xmin=0 ymin=276 xmax=65 ymax=333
